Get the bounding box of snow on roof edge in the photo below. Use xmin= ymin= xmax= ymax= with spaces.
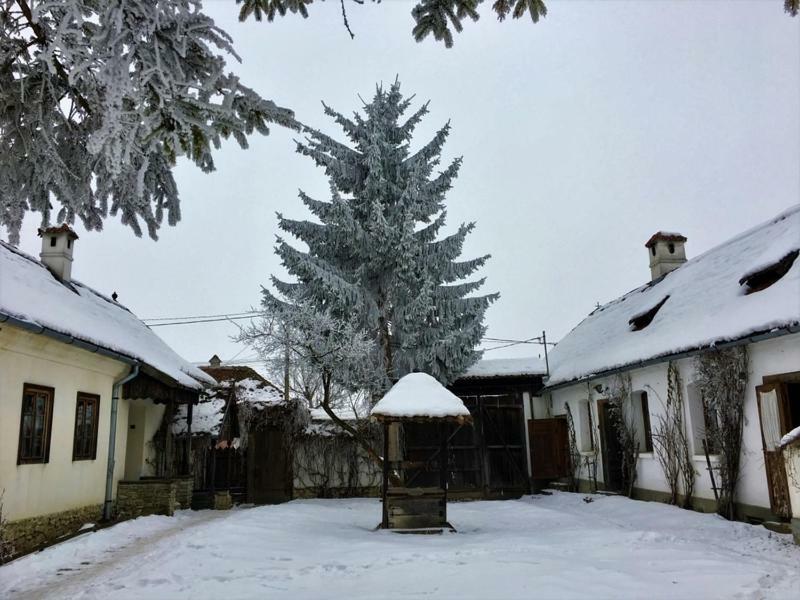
xmin=546 ymin=204 xmax=800 ymax=388
xmin=0 ymin=240 xmax=213 ymax=390
xmin=460 ymin=357 xmax=547 ymax=379
xmin=544 ymin=324 xmax=797 ymax=390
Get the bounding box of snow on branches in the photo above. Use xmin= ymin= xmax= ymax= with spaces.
xmin=0 ymin=0 xmax=297 ymax=244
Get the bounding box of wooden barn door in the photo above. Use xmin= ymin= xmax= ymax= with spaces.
xmin=528 ymin=418 xmax=569 ymax=480
xmin=480 ymin=395 xmax=529 ymax=494
xmin=756 ymin=384 xmax=791 ymax=519
xmin=247 ymin=427 xmax=292 ymax=504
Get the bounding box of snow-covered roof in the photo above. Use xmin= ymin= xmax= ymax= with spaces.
xmin=309 ymin=406 xmax=363 ymax=421
xmin=371 ymin=373 xmax=472 ymax=422
xmin=304 ymin=406 xmax=365 ymax=436
xmin=0 ymin=241 xmax=212 ymax=390
xmin=172 ymin=378 xmax=288 ymax=435
xmin=547 ymin=205 xmax=800 ymax=387
xmin=172 ymin=397 xmax=227 ymax=436
xmin=235 ymin=378 xmax=285 ymax=408
xmin=460 ymin=357 xmax=547 ymax=379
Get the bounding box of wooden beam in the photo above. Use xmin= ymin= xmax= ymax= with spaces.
xmin=382 ymin=422 xmax=390 ymax=529
xmin=185 ymin=400 xmax=193 ymax=475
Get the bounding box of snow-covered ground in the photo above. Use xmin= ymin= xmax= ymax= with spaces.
xmin=2 ymin=493 xmax=798 ymax=599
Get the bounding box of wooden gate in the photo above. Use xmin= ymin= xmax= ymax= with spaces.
xmin=756 ymin=384 xmax=791 ymax=519
xmin=402 ymin=393 xmax=528 ymax=496
xmin=528 ymin=418 xmax=569 ymax=480
xmin=247 ymin=426 xmax=292 ymax=504
xmin=480 ymin=395 xmax=529 ymax=493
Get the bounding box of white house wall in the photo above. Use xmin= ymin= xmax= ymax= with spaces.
xmin=545 ymin=333 xmax=799 ymax=516
xmin=123 ymin=400 xmax=166 ymax=480
xmin=0 ymin=326 xmax=130 ymax=522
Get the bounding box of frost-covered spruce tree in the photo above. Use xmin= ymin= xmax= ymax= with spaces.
xmin=270 ymin=80 xmax=497 ymax=388
xmin=0 ymin=0 xmax=296 ymax=244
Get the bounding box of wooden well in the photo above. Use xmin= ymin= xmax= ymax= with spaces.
xmin=370 ymin=372 xmax=473 ymax=532
xmin=375 ymin=414 xmax=471 ymax=532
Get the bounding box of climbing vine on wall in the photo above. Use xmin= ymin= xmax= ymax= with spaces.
xmin=584 ymin=384 xmax=600 ymax=493
xmin=564 ymin=403 xmax=582 ymax=492
xmin=695 ymin=346 xmax=748 ymax=520
xmin=0 ymin=491 xmax=13 ymax=563
xmin=294 ymin=423 xmax=382 ymax=497
xmin=651 ymin=362 xmax=695 ymax=508
xmin=606 ymin=373 xmax=640 ymax=497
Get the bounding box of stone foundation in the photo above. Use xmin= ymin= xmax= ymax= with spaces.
xmin=174 ymin=476 xmax=194 ymax=509
xmin=116 ymin=479 xmax=177 ymax=520
xmin=792 ymin=518 xmax=800 ymax=546
xmin=4 ymin=504 xmax=102 ymax=559
xmin=214 ymin=491 xmax=233 ymax=510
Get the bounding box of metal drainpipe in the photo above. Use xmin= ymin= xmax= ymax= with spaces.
xmin=103 ymin=363 xmax=139 ymax=521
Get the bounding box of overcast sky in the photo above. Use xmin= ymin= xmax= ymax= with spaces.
xmin=10 ymin=0 xmax=800 ymax=368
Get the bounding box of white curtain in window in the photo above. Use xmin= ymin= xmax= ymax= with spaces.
xmin=759 ymin=389 xmax=781 ymax=451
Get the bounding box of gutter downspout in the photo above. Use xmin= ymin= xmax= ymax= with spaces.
xmin=103 ymin=363 xmax=139 ymax=521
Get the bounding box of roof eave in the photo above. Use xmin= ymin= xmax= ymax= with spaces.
xmin=543 ymin=324 xmax=800 ymax=393
xmin=0 ymin=310 xmax=203 ymax=393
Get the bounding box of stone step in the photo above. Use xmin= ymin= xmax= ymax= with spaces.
xmin=762 ymin=521 xmax=792 ymax=535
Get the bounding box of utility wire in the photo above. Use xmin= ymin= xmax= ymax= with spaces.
xmin=146 ymin=315 xmax=261 ymax=327
xmin=142 ymin=310 xmax=260 ymax=322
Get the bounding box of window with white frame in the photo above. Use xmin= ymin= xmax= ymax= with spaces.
xmin=687 ymin=382 xmax=718 ymax=455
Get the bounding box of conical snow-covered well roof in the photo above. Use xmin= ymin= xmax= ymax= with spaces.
xmin=371 ymin=373 xmax=472 ymax=423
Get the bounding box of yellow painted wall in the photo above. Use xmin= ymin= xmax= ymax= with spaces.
xmin=0 ymin=325 xmax=131 ymax=522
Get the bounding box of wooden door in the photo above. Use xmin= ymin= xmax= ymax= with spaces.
xmin=528 ymin=418 xmax=569 ymax=480
xmin=247 ymin=427 xmax=292 ymax=504
xmin=597 ymin=400 xmax=623 ymax=492
xmin=756 ymin=384 xmax=791 ymax=519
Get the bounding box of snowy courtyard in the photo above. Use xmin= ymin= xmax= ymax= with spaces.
xmin=2 ymin=492 xmax=798 ymax=599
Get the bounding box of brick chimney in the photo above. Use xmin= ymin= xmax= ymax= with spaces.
xmin=38 ymin=224 xmax=79 ymax=282
xmin=645 ymin=232 xmax=687 ymax=280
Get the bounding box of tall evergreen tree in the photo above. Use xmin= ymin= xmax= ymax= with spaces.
xmin=268 ymin=80 xmax=498 ymax=387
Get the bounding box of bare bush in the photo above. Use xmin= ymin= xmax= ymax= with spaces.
xmin=606 ymin=374 xmax=640 ymax=497
xmin=651 ymin=362 xmax=695 ymax=508
xmin=695 ymin=346 xmax=748 ymax=520
xmin=564 ymin=403 xmax=582 ymax=492
xmin=295 ymin=424 xmax=382 ymax=497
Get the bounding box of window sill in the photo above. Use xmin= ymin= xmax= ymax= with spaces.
xmin=693 ymin=454 xmax=720 ymax=462
xmin=638 ymin=452 xmax=655 ymax=459
xmin=72 ymin=457 xmax=97 ymax=462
